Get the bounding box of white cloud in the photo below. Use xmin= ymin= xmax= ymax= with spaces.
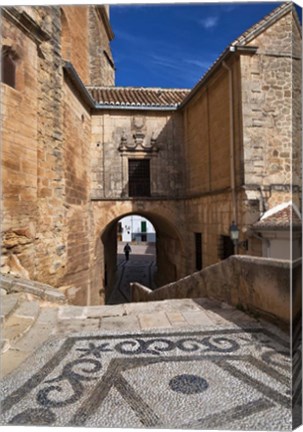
xmin=199 ymin=16 xmax=219 ymax=29
xmin=185 ymin=59 xmax=212 ymax=69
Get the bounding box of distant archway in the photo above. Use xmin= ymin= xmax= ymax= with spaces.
xmin=100 ymin=211 xmax=184 ymax=304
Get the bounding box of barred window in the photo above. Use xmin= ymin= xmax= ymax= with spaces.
xmin=128 ymin=159 xmax=151 ymax=197
xmin=1 ymin=47 xmax=16 ymax=88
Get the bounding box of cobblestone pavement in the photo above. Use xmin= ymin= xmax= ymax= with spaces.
xmin=107 ymin=243 xmax=156 ymax=304
xmin=0 ymin=299 xmax=291 ymax=430
xmin=0 ymin=262 xmax=293 ymax=430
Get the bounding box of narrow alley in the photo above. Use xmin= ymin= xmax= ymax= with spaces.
xmin=107 ymin=243 xmax=157 ymax=304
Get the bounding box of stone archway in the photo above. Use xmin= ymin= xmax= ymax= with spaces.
xmin=94 ymin=209 xmax=185 ymax=304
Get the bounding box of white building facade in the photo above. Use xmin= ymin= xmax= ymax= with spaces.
xmin=118 ymin=216 xmax=156 ymax=243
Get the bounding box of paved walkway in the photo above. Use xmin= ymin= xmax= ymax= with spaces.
xmin=107 ymin=243 xmax=156 ymax=304
xmin=0 ymin=291 xmax=292 ymax=430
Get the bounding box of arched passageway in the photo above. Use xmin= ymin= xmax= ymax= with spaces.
xmin=108 ymin=215 xmax=157 ymax=303
xmin=100 ymin=211 xmax=183 ymax=304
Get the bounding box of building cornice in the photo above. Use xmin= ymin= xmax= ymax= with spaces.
xmin=1 ymin=7 xmax=50 ymax=46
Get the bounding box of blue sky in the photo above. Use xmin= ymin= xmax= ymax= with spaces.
xmin=110 ymin=1 xmax=299 ymax=89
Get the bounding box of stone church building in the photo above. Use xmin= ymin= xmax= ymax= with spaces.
xmin=1 ymin=3 xmax=302 ymax=305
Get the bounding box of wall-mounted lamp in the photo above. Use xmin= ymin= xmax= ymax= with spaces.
xmin=229 ymin=221 xmax=248 ymax=250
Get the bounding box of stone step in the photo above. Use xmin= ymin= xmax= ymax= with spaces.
xmin=0 ymin=293 xmax=23 ymax=323
xmin=1 ymin=299 xmax=40 ymax=354
xmin=0 ymin=274 xmax=67 ymax=304
xmin=1 ymin=307 xmax=59 ymax=378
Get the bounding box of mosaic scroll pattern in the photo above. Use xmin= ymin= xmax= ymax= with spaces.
xmin=0 ymin=328 xmax=291 ymax=430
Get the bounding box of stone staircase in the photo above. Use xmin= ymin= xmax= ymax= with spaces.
xmin=0 ymin=289 xmax=59 ymax=376
xmin=0 ymin=275 xmax=67 ymax=376
xmin=1 ymin=293 xmax=40 ymax=352
xmin=0 ymin=274 xmax=286 ymax=380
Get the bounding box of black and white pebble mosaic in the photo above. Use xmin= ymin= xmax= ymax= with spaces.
xmin=0 ymin=326 xmax=291 ymax=430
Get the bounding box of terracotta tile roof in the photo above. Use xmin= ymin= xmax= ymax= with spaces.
xmin=253 ymin=201 xmax=302 ymax=230
xmin=87 ymin=86 xmax=190 ymax=108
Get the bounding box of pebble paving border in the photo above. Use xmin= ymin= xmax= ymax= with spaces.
xmin=0 ymin=326 xmax=291 ymax=430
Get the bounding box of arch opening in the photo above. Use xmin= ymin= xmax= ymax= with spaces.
xmin=98 ymin=211 xmax=184 ymax=305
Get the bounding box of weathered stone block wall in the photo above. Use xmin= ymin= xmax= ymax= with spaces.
xmin=59 ymin=80 xmax=92 ymax=305
xmin=91 ymin=110 xmax=185 ymax=200
xmin=241 ymin=10 xmax=298 ymax=193
xmin=34 ymin=7 xmax=67 ymax=287
xmin=60 ymin=6 xmax=90 ymax=85
xmin=88 ymin=7 xmax=115 ymax=86
xmin=291 ymin=13 xmax=302 ymax=195
xmin=1 ymin=10 xmax=41 ymax=278
xmin=1 ymin=7 xmax=70 ymax=287
xmin=61 ymin=6 xmax=115 ymax=86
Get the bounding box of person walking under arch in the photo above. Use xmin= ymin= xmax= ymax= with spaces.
xmin=124 ymin=243 xmax=132 ymax=261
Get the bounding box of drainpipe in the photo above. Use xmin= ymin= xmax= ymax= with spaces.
xmin=222 ymin=59 xmax=237 ymax=230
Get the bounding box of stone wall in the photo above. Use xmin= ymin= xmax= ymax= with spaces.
xmin=61 ymin=6 xmax=115 ymax=87
xmin=59 ymin=79 xmax=92 ymax=305
xmin=1 ymin=7 xmax=67 ymax=286
xmin=183 ymin=189 xmax=264 ymax=272
xmin=183 ymin=56 xmax=243 ymax=197
xmin=1 ymin=6 xmax=117 ymax=305
xmin=131 ymin=255 xmax=299 ymax=328
xmin=34 ymin=7 xmax=67 ymax=288
xmin=292 ymin=13 xmax=302 ymax=196
xmin=91 ymin=110 xmax=185 ymax=200
xmin=1 ymin=13 xmax=40 ymax=278
xmin=240 ymin=9 xmax=301 ymax=208
xmin=60 ymin=6 xmax=90 ymax=85
xmin=88 ymin=7 xmax=115 ymax=86
xmin=181 ymin=55 xmax=254 ymax=271
xmin=180 ymin=8 xmax=301 ymax=274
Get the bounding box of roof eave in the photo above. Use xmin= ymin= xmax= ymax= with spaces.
xmin=63 ymin=62 xmax=180 ymax=111
xmin=94 ymin=103 xmax=178 ymax=111
xmin=179 ymin=45 xmax=257 ymax=109
xmin=63 ymin=61 xmax=96 ymax=109
xmin=232 ymin=2 xmax=295 ymax=46
xmin=252 ymin=224 xmax=302 ymax=231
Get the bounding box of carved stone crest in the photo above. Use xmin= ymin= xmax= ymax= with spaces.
xmin=132 ymin=116 xmax=145 ymax=130
xmin=118 ymin=129 xmax=159 ymax=153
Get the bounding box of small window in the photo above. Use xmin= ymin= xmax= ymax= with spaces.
xmin=195 ymin=233 xmax=203 ymax=271
xmin=1 ymin=47 xmax=17 ymax=88
xmin=128 ymin=159 xmax=151 ymax=197
xmin=218 ymin=235 xmax=234 ymax=260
